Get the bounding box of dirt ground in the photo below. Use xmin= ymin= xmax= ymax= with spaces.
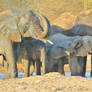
xmin=0 ymin=72 xmax=92 ymax=92
xmin=0 ymin=56 xmax=92 ymax=92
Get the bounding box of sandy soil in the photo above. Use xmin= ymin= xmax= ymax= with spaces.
xmin=0 ymin=56 xmax=91 ymax=92
xmin=0 ymin=72 xmax=92 ymax=92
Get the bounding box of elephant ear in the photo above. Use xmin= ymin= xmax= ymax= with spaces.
xmin=72 ymin=39 xmax=83 ymax=49
xmin=8 ymin=32 xmax=21 ymax=42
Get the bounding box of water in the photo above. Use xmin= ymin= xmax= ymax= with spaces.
xmin=0 ymin=72 xmax=91 ymax=79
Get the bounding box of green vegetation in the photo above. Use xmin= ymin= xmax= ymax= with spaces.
xmin=81 ymin=0 xmax=92 ymax=9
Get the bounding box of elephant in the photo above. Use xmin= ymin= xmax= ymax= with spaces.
xmin=46 ymin=33 xmax=92 ymax=76
xmin=0 ymin=10 xmax=49 ymax=78
xmin=71 ymin=10 xmax=92 ymax=36
xmin=46 ymin=45 xmax=68 ymax=74
xmin=46 ymin=10 xmax=92 ymax=76
xmin=45 ymin=33 xmax=84 ymax=75
xmin=18 ymin=38 xmax=47 ymax=77
xmin=48 ymin=10 xmax=92 ymax=37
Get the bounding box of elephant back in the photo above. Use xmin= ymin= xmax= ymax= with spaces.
xmin=72 ymin=9 xmax=92 ymax=36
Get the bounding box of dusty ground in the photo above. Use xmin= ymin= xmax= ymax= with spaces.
xmin=0 ymin=56 xmax=91 ymax=92
xmin=0 ymin=72 xmax=92 ymax=92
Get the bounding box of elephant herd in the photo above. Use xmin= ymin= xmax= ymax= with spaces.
xmin=0 ymin=9 xmax=92 ymax=78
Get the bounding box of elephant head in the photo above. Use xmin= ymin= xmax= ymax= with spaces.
xmin=17 ymin=10 xmax=49 ymax=41
xmin=0 ymin=10 xmax=52 ymax=44
xmin=83 ymin=36 xmax=92 ymax=54
xmin=59 ymin=38 xmax=84 ymax=56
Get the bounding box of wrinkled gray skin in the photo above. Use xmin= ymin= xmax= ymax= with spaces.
xmin=71 ymin=13 xmax=92 ymax=76
xmin=68 ymin=36 xmax=92 ymax=76
xmin=47 ymin=12 xmax=92 ymax=76
xmin=46 ymin=33 xmax=82 ymax=75
xmin=46 ymin=33 xmax=92 ymax=76
xmin=17 ymin=12 xmax=51 ymax=77
xmin=0 ymin=10 xmax=49 ymax=78
xmin=50 ymin=11 xmax=92 ymax=36
xmin=19 ymin=38 xmax=47 ymax=77
xmin=46 ymin=45 xmax=68 ymax=74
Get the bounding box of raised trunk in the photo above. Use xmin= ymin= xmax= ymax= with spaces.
xmin=33 ymin=12 xmax=50 ymax=39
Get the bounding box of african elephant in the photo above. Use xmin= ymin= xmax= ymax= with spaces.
xmin=50 ymin=10 xmax=92 ymax=36
xmin=18 ymin=38 xmax=47 ymax=77
xmin=46 ymin=33 xmax=86 ymax=76
xmin=53 ymin=35 xmax=92 ymax=77
xmin=71 ymin=10 xmax=92 ymax=36
xmin=46 ymin=45 xmax=68 ymax=74
xmin=0 ymin=10 xmax=49 ymax=78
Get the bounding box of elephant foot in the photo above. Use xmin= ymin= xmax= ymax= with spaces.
xmin=91 ymin=71 xmax=92 ymax=77
xmin=5 ymin=73 xmax=11 ymax=79
xmin=35 ymin=61 xmax=41 ymax=75
xmin=71 ymin=73 xmax=85 ymax=77
xmin=5 ymin=73 xmax=17 ymax=79
xmin=58 ymin=59 xmax=65 ymax=75
xmin=24 ymin=73 xmax=30 ymax=77
xmin=10 ymin=72 xmax=17 ymax=78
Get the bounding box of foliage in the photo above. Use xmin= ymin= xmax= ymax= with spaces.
xmin=81 ymin=0 xmax=92 ymax=9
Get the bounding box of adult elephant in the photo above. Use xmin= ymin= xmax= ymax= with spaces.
xmin=46 ymin=10 xmax=92 ymax=76
xmin=46 ymin=33 xmax=86 ymax=76
xmin=0 ymin=10 xmax=49 ymax=78
xmin=72 ymin=10 xmax=92 ymax=36
xmin=47 ymin=34 xmax=92 ymax=77
xmin=50 ymin=10 xmax=92 ymax=36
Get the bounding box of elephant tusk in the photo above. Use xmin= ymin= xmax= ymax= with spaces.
xmin=40 ymin=39 xmax=54 ymax=44
xmin=47 ymin=40 xmax=54 ymax=45
xmin=65 ymin=51 xmax=70 ymax=56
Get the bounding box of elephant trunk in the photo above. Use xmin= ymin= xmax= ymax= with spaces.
xmin=33 ymin=12 xmax=50 ymax=39
xmin=18 ymin=11 xmax=50 ymax=40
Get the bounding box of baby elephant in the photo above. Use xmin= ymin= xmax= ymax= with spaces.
xmin=19 ymin=38 xmax=47 ymax=77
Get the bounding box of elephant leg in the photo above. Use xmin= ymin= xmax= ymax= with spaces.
xmin=78 ymin=56 xmax=87 ymax=76
xmin=91 ymin=55 xmax=92 ymax=76
xmin=12 ymin=43 xmax=21 ymax=76
xmin=0 ymin=55 xmax=4 ymax=66
xmin=47 ymin=58 xmax=57 ymax=73
xmin=4 ymin=62 xmax=10 ymax=78
xmin=5 ymin=42 xmax=17 ymax=78
xmin=30 ymin=60 xmax=35 ymax=76
xmin=23 ymin=58 xmax=30 ymax=77
xmin=35 ymin=60 xmax=41 ymax=75
xmin=0 ymin=56 xmax=10 ymax=78
xmin=40 ymin=47 xmax=46 ymax=75
xmin=69 ymin=56 xmax=78 ymax=76
xmin=58 ymin=58 xmax=65 ymax=75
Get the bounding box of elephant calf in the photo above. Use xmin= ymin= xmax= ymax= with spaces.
xmin=19 ymin=38 xmax=47 ymax=77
